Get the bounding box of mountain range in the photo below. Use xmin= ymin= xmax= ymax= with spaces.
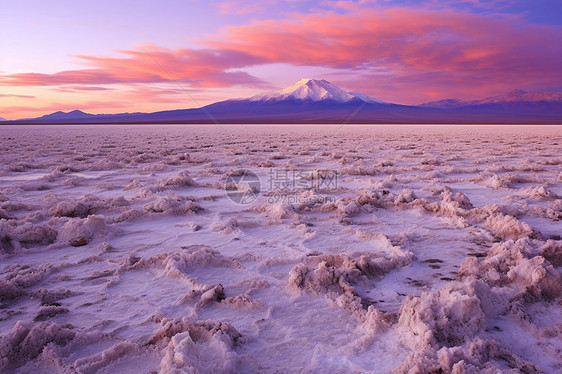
xmin=4 ymin=79 xmax=562 ymax=124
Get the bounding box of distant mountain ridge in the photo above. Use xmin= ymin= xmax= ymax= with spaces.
xmin=8 ymin=79 xmax=562 ymax=124
xmin=36 ymin=110 xmax=95 ymax=120
xmin=421 ymin=89 xmax=562 ymax=108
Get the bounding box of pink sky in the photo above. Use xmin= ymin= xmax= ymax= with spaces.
xmin=1 ymin=0 xmax=561 ymax=120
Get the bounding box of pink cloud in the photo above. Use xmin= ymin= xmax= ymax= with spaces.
xmin=1 ymin=4 xmax=561 ymax=105
xmin=215 ymin=2 xmax=265 ymax=15
xmin=207 ymin=6 xmax=562 ymax=101
xmin=0 ymin=93 xmax=35 ymax=99
xmin=54 ymin=86 xmax=115 ymax=92
xmin=0 ymin=45 xmax=266 ymax=88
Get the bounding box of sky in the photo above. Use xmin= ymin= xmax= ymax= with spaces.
xmin=1 ymin=0 xmax=561 ymax=120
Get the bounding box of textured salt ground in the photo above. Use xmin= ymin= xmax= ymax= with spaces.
xmin=0 ymin=124 xmax=561 ymax=373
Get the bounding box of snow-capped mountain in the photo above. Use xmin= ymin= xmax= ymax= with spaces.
xmin=0 ymin=116 xmax=6 ymax=121
xmin=348 ymin=91 xmax=386 ymax=104
xmin=249 ymin=78 xmax=384 ymax=104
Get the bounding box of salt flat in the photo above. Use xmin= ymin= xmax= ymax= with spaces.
xmin=0 ymin=124 xmax=560 ymax=373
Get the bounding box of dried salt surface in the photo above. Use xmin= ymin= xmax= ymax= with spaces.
xmin=0 ymin=124 xmax=561 ymax=373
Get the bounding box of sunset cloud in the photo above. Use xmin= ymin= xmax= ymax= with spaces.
xmin=0 ymin=93 xmax=35 ymax=99
xmin=207 ymin=6 xmax=562 ymax=101
xmin=0 ymin=45 xmax=266 ymax=88
xmin=54 ymin=86 xmax=115 ymax=92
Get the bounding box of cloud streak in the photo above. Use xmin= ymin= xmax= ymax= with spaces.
xmin=0 ymin=94 xmax=35 ymax=99
xmin=0 ymin=45 xmax=267 ymax=88
xmin=54 ymin=86 xmax=115 ymax=92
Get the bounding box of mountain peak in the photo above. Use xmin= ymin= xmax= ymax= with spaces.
xmin=38 ymin=110 xmax=94 ymax=120
xmin=249 ymin=78 xmax=384 ymax=104
xmin=419 ymin=98 xmax=464 ymax=109
xmin=294 ymin=78 xmax=324 ymax=85
xmin=294 ymin=78 xmax=329 ymax=86
xmin=277 ymin=78 xmax=355 ymax=102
